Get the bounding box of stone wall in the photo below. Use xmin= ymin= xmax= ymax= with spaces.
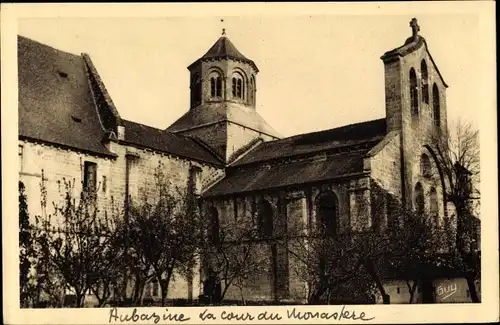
xmin=204 ymin=171 xmax=370 ymax=303
xmin=18 ymin=140 xmax=115 ymax=223
xmin=383 ymin=43 xmax=448 ymax=209
xmin=19 ymin=137 xmax=224 ymax=302
xmin=381 ymin=40 xmax=450 ymax=225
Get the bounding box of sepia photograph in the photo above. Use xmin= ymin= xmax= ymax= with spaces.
xmin=2 ymin=2 xmax=498 ymax=324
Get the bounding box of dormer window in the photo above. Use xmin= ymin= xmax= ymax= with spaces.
xmin=232 ymin=73 xmax=244 ymax=99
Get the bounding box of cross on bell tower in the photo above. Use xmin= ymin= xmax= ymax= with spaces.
xmin=410 ymin=18 xmax=420 ymax=39
xmin=221 ymin=19 xmax=226 ymax=36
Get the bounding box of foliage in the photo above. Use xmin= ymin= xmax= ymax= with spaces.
xmin=431 ymin=120 xmax=481 ymax=302
xmin=383 ymin=206 xmax=448 ymax=303
xmin=117 ymin=161 xmax=202 ymax=307
xmin=31 ymin=173 xmax=120 ymax=307
xmin=201 ymin=214 xmax=268 ymax=304
xmin=19 ymin=181 xmax=33 ymax=307
xmin=286 ymin=219 xmax=382 ymax=304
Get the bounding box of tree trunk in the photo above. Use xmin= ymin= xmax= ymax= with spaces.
xmin=239 ymin=286 xmax=246 ymax=306
xmin=308 ymin=287 xmax=326 ymax=305
xmin=159 ymin=268 xmax=174 ymax=307
xmin=407 ymin=281 xmax=417 ymax=304
xmin=220 ymin=279 xmax=233 ymax=302
xmin=133 ymin=275 xmax=146 ymax=306
xmin=364 ymin=261 xmax=390 ymax=304
xmin=160 ymin=280 xmax=168 ymax=307
xmin=75 ymin=291 xmax=85 ymax=308
xmin=465 ymin=274 xmax=480 ymax=302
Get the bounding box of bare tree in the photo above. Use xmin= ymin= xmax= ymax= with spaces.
xmin=30 ymin=170 xmax=119 ymax=307
xmin=87 ymin=198 xmax=126 ymax=307
xmin=383 ymin=206 xmax=448 ymax=303
xmin=431 ymin=120 xmax=481 ymax=302
xmin=19 ymin=181 xmax=35 ymax=307
xmin=285 ymin=198 xmax=387 ymax=305
xmin=119 ymin=162 xmax=202 ymax=307
xmin=201 ymin=214 xmax=268 ymax=305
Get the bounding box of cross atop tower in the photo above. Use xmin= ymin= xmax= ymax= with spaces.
xmin=410 ymin=18 xmax=420 ymax=38
xmin=221 ymin=19 xmax=226 ymax=36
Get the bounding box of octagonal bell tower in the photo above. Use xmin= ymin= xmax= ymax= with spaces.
xmin=167 ymin=30 xmax=281 ymax=164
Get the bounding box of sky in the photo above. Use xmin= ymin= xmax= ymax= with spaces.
xmin=17 ymin=11 xmax=486 ymax=138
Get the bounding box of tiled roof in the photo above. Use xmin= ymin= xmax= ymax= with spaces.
xmin=232 ymin=118 xmax=387 ymax=166
xmin=202 ymin=36 xmax=249 ymax=61
xmin=167 ymin=102 xmax=281 ymax=138
xmin=189 ymin=36 xmax=258 ymax=72
xmin=204 ymin=119 xmax=387 ymax=197
xmin=121 ymin=120 xmax=223 ymax=165
xmin=204 ymin=150 xmax=370 ymax=197
xmin=18 ymin=35 xmax=114 ymax=156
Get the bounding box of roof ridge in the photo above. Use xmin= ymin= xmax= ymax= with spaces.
xmin=82 ymin=53 xmax=123 ymax=128
xmin=123 ymin=119 xmax=164 ymax=131
xmin=267 ymin=118 xmax=387 ymax=143
xmin=185 ymin=135 xmax=225 ymax=163
xmin=233 ymin=138 xmax=382 ymax=168
xmin=18 ymin=35 xmax=80 ymax=57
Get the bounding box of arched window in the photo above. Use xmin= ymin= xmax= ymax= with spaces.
xmin=420 ymin=154 xmax=432 ymax=178
xmin=315 ymin=191 xmax=339 ymax=236
xmin=429 ymin=187 xmax=439 ymax=227
xmin=258 ymin=200 xmax=273 ymax=238
xmin=208 ymin=207 xmax=220 ymax=246
xmin=232 ymin=73 xmax=244 ymax=99
xmin=421 ymin=60 xmax=429 ymax=104
xmin=249 ymin=76 xmax=255 ymax=105
xmin=410 ymin=68 xmax=419 ymax=117
xmin=414 ymin=183 xmax=425 ymax=216
xmin=209 ymin=71 xmax=222 ymax=98
xmin=191 ymin=73 xmax=201 ymax=105
xmin=432 ymin=84 xmax=441 ymax=127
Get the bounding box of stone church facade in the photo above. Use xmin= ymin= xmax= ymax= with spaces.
xmin=18 ymin=19 xmax=473 ymax=304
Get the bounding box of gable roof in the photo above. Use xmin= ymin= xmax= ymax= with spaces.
xmin=204 ymin=150 xmax=370 ymax=197
xmin=232 ymin=118 xmax=387 ymax=166
xmin=204 ymin=118 xmax=387 ymax=197
xmin=121 ymin=120 xmax=223 ymax=165
xmin=18 ymin=35 xmax=114 ymax=157
xmin=18 ymin=35 xmax=223 ymax=165
xmin=381 ymin=35 xmax=448 ymax=88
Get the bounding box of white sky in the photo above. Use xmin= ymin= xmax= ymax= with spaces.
xmin=18 ymin=13 xmax=483 ymax=138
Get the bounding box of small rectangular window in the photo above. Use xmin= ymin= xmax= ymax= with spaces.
xmin=102 ymin=175 xmax=107 ymax=193
xmin=83 ymin=161 xmax=97 ymax=191
xmin=18 ymin=145 xmax=24 ymax=171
